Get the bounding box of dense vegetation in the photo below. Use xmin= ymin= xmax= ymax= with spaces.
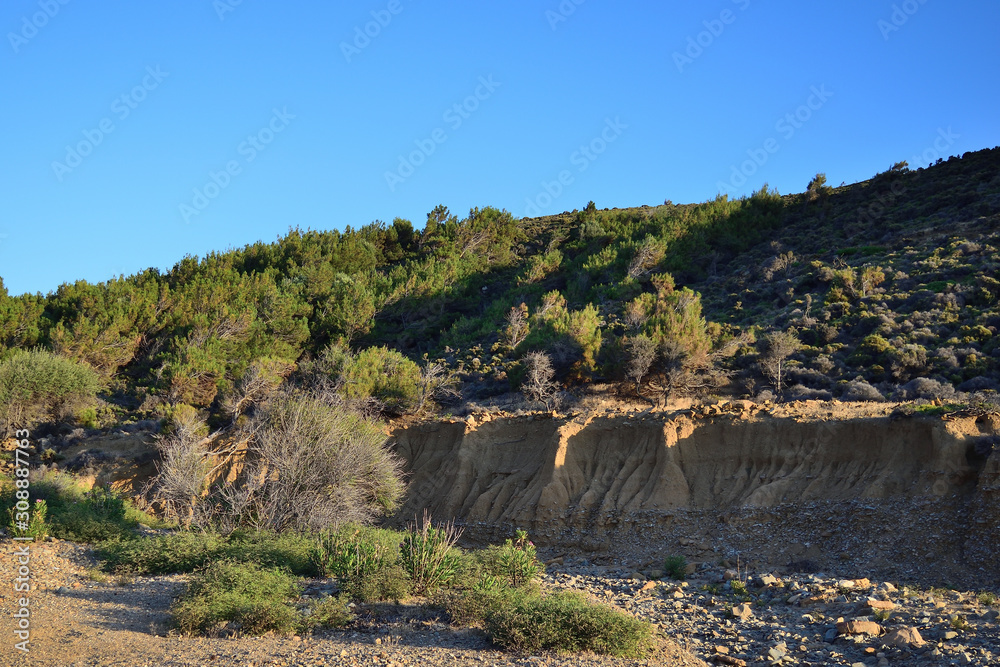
xmin=1 ymin=148 xmax=999 ymax=436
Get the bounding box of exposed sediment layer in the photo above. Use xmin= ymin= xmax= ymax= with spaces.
xmin=389 ymin=407 xmax=1000 ymax=586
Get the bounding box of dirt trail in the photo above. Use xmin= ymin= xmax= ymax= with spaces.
xmin=390 ymin=402 xmax=1000 ymax=587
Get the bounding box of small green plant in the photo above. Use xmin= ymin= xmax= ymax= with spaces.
xmin=170 ymin=561 xmax=300 ymax=636
xmin=9 ymin=498 xmax=49 ymax=540
xmin=873 ymin=608 xmax=892 ymax=622
xmin=399 ymin=512 xmax=463 ymax=595
xmin=85 ymin=567 xmax=110 ymax=583
xmin=730 ymin=579 xmax=750 ymax=601
xmin=310 ymin=526 xmax=410 ymax=603
xmin=977 ymin=591 xmax=997 ymax=607
xmin=950 ymin=615 xmax=969 ymax=631
xmin=298 ymin=595 xmax=354 ymax=631
xmin=479 ymin=529 xmax=541 ymax=590
xmin=77 ymin=407 xmax=99 ymax=429
xmin=664 ymin=555 xmax=687 ymax=581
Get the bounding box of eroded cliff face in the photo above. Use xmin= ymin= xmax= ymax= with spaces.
xmin=389 ymin=407 xmax=1000 ymax=586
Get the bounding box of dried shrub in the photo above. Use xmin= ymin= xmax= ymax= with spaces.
xmin=215 ymin=390 xmax=405 ymax=532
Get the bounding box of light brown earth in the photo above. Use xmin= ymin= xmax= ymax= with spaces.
xmin=389 ymin=401 xmax=1000 ymax=589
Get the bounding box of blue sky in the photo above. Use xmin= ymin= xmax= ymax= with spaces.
xmin=1 ymin=0 xmax=998 ymax=296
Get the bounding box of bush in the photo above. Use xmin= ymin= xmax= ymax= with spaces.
xmin=3 ymin=470 xmax=162 ymax=543
xmin=8 ymin=498 xmax=48 ymax=540
xmin=214 ymin=390 xmax=405 ymax=532
xmin=400 ymin=513 xmax=463 ymax=595
xmin=483 ymin=589 xmax=653 ymax=657
xmin=896 ymin=377 xmax=957 ymax=401
xmin=98 ymin=530 xmax=318 ymax=576
xmin=664 ymin=555 xmax=687 ymax=581
xmin=98 ymin=532 xmax=224 ymax=575
xmin=479 ymin=530 xmax=542 ymax=589
xmin=305 ymin=343 xmax=422 ymax=414
xmin=0 ymin=349 xmax=100 ymax=435
xmin=171 ymin=561 xmax=300 ymax=636
xmin=840 ymin=378 xmax=884 ymax=402
xmin=299 ymin=595 xmax=354 ymax=631
xmin=310 ymin=524 xmax=411 ymax=603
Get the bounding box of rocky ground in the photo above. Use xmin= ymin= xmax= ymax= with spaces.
xmin=2 ymin=539 xmax=998 ymax=667
xmin=0 ymin=539 xmax=703 ymax=667
xmin=541 ymin=556 xmax=1000 ymax=667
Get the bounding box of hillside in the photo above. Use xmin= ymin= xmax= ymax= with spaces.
xmin=2 ymin=147 xmax=1000 ymax=432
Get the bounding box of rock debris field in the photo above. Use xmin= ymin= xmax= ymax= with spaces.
xmin=2 ymin=540 xmax=999 ymax=667
xmin=542 ymin=556 xmax=1000 ymax=667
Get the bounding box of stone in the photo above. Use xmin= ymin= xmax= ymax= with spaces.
xmin=836 ymin=620 xmax=883 ymax=636
xmin=732 ymin=603 xmax=753 ymax=620
xmin=881 ymin=626 xmax=926 ymax=648
xmin=866 ymin=599 xmax=895 ymax=610
xmin=943 ymin=630 xmax=958 ymax=640
xmin=759 ymin=574 xmax=779 ymax=587
xmin=714 ymin=656 xmax=747 ymax=667
xmin=640 ymin=580 xmax=656 ymax=592
xmin=723 ymin=569 xmax=738 ymax=581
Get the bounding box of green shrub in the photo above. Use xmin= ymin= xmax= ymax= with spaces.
xmin=400 ymin=514 xmax=463 ymax=595
xmin=310 ymin=525 xmax=411 ymax=602
xmin=342 ymin=563 xmax=411 ymax=603
xmin=2 ymin=470 xmax=163 ymax=543
xmin=479 ymin=530 xmax=542 ymax=589
xmin=664 ymin=554 xmax=687 ymax=581
xmin=98 ymin=530 xmax=319 ymax=576
xmin=77 ymin=407 xmax=99 ymax=429
xmin=97 ymin=532 xmax=224 ymax=574
xmin=299 ymin=594 xmax=354 ymax=631
xmin=310 ymin=343 xmax=422 ymax=413
xmin=484 ymin=589 xmax=653 ymax=657
xmin=0 ymin=348 xmax=100 ymax=435
xmin=171 ymin=561 xmax=300 ymax=636
xmin=8 ymin=498 xmax=48 ymax=540
xmin=222 ymin=531 xmax=317 ymax=575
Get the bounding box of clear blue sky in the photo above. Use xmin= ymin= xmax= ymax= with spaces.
xmin=2 ymin=0 xmax=998 ymax=296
